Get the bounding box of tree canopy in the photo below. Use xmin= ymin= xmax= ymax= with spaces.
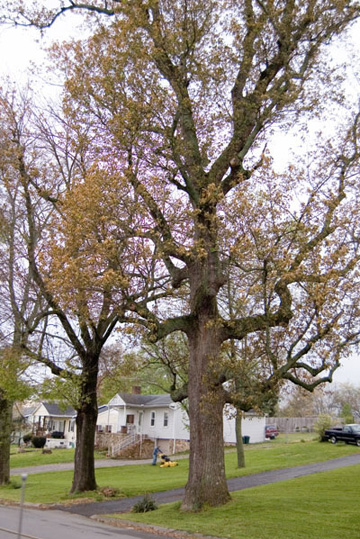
xmin=1 ymin=0 xmax=360 ymax=509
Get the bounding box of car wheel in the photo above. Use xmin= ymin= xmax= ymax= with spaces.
xmin=356 ymin=439 xmax=360 ymax=447
xmin=330 ymin=436 xmax=337 ymax=444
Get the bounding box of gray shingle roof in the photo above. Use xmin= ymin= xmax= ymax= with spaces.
xmin=22 ymin=406 xmax=37 ymax=418
xmin=41 ymin=403 xmax=76 ymax=417
xmin=117 ymin=393 xmax=173 ymax=408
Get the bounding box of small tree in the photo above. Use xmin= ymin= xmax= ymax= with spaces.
xmin=314 ymin=414 xmax=333 ymax=441
xmin=332 ymin=383 xmax=360 ymax=420
xmin=340 ymin=403 xmax=354 ymax=424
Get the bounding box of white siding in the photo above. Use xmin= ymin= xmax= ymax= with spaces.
xmin=223 ymin=412 xmax=266 ymax=444
xmin=108 ymin=394 xmax=126 ymax=406
xmin=138 ymin=404 xmax=189 ymax=442
xmin=66 ymin=418 xmax=76 ymax=445
xmin=97 ymin=406 xmax=148 ymax=434
xmin=97 ymin=408 xmax=123 ymax=432
xmin=97 ymin=397 xmax=265 ymax=445
xmin=172 ymin=406 xmax=190 ymax=441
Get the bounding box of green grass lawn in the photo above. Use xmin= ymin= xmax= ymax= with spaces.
xmin=2 ymin=438 xmax=359 ymax=505
xmin=10 ymin=447 xmax=106 ymax=469
xmin=113 ymin=465 xmax=360 ymax=539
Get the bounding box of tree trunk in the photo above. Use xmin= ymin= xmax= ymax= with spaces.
xmin=183 ymin=389 xmax=230 ymax=510
xmin=182 ymin=298 xmax=230 ymax=510
xmin=235 ymin=411 xmax=245 ymax=468
xmin=0 ymin=395 xmax=12 ymax=485
xmin=70 ymin=358 xmax=99 ymax=493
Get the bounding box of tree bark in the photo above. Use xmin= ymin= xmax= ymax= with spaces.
xmin=183 ymin=374 xmax=230 ymax=509
xmin=183 ymin=261 xmax=230 ymax=509
xmin=235 ymin=412 xmax=245 ymax=468
xmin=0 ymin=394 xmax=12 ymax=485
xmin=70 ymin=357 xmax=99 ymax=493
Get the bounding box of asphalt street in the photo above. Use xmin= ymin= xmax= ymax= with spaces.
xmin=0 ymin=505 xmax=174 ymax=539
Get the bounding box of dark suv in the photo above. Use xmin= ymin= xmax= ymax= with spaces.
xmin=265 ymin=425 xmax=279 ymax=440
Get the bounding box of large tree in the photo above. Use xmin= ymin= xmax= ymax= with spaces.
xmin=0 ymin=87 xmax=167 ymax=492
xmin=0 ymin=88 xmax=47 ymax=484
xmin=4 ymin=1 xmax=360 ymax=509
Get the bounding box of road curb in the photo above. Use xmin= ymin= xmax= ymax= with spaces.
xmin=91 ymin=514 xmax=225 ymax=539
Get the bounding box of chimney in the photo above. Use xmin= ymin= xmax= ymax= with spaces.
xmin=132 ymin=386 xmax=141 ymax=394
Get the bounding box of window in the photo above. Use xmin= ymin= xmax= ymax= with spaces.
xmin=150 ymin=411 xmax=156 ymax=427
xmin=105 ymin=425 xmax=112 ymax=433
xmin=163 ymin=412 xmax=169 ymax=427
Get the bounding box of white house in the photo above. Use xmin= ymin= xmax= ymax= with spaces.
xmin=21 ymin=393 xmax=266 ymax=453
xmin=96 ymin=389 xmax=266 ymax=455
xmin=96 ymin=391 xmax=190 ymax=454
xmin=23 ymin=402 xmax=76 ymax=449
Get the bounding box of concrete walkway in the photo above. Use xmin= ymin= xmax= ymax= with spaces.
xmin=10 ymin=457 xmax=155 ymax=476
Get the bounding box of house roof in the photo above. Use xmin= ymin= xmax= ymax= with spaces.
xmin=114 ymin=393 xmax=173 ymax=408
xmin=22 ymin=406 xmax=37 ymax=418
xmin=34 ymin=402 xmax=76 ymax=417
xmin=98 ymin=405 xmax=108 ymax=413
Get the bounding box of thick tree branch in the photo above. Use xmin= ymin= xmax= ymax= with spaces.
xmin=20 ymin=343 xmax=76 ymax=379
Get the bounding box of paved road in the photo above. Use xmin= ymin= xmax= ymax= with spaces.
xmin=50 ymin=453 xmax=360 ymax=517
xmin=0 ymin=505 xmax=173 ymax=539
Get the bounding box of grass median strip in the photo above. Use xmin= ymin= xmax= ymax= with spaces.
xmin=3 ymin=438 xmax=360 ymax=505
xmin=10 ymin=448 xmax=106 ymax=468
xmin=107 ymin=465 xmax=360 ymax=539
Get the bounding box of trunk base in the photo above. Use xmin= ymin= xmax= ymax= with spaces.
xmin=182 ymin=483 xmax=231 ymax=511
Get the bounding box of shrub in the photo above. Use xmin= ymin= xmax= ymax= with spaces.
xmin=31 ymin=436 xmax=47 ymax=448
xmin=51 ymin=431 xmax=65 ymax=439
xmin=22 ymin=433 xmax=33 ymax=445
xmin=132 ymin=494 xmax=158 ymax=513
xmin=314 ymin=414 xmax=333 ymax=441
xmin=7 ymin=480 xmax=21 ymax=490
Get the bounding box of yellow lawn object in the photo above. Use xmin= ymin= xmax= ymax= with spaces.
xmin=160 ymin=461 xmax=178 ymax=467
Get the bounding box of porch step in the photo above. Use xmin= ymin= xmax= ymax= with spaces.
xmin=110 ymin=433 xmax=147 ymax=458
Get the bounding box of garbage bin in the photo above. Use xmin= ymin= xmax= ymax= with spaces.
xmin=242 ymin=435 xmax=250 ymax=444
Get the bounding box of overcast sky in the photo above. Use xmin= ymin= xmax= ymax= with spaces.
xmin=1 ymin=10 xmax=360 ymax=388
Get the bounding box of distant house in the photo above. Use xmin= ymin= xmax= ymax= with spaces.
xmin=96 ymin=390 xmax=190 ymax=455
xmin=24 ymin=402 xmax=76 ymax=448
xmin=96 ymin=388 xmax=266 ymax=456
xmin=19 ymin=392 xmax=266 ymax=453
